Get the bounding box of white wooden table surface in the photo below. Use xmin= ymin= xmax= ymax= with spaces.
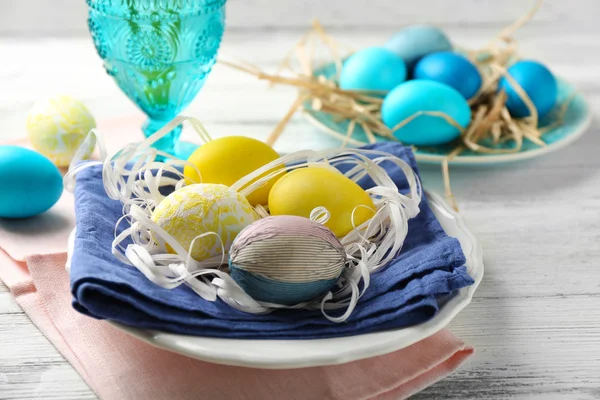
xmin=1 ymin=1 xmax=600 ymax=399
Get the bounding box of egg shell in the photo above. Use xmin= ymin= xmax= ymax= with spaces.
xmin=384 ymin=25 xmax=452 ymax=70
xmin=184 ymin=136 xmax=282 ymax=206
xmin=26 ymin=95 xmax=96 ymax=167
xmin=382 ymin=80 xmax=472 ymax=146
xmin=151 ymin=183 xmax=258 ymax=261
xmin=414 ymin=51 xmax=482 ymax=99
xmin=268 ymin=167 xmax=375 ymax=237
xmin=339 ymin=47 xmax=407 ymax=92
xmin=0 ymin=146 xmax=63 ymax=219
xmin=229 ymin=216 xmax=346 ymax=305
xmin=498 ymin=60 xmax=558 ymax=118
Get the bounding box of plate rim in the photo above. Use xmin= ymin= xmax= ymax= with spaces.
xmin=301 ymin=77 xmax=593 ymax=166
xmin=67 ymin=191 xmax=484 ymax=369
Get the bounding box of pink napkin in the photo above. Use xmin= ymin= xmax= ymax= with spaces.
xmin=0 ymin=117 xmax=474 ymax=399
xmin=0 ymin=250 xmax=473 ymax=400
xmin=0 ymin=116 xmax=143 ymax=261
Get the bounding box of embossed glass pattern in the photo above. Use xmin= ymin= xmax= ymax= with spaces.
xmin=87 ymin=0 xmax=226 ymax=156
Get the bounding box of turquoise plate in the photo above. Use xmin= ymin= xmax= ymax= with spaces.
xmin=303 ymin=68 xmax=592 ymax=165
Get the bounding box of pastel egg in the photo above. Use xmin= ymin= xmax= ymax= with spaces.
xmin=26 ymin=95 xmax=96 ymax=167
xmin=184 ymin=136 xmax=281 ymax=206
xmin=0 ymin=146 xmax=63 ymax=218
xmin=382 ymin=80 xmax=471 ymax=146
xmin=340 ymin=47 xmax=407 ymax=92
xmin=151 ymin=184 xmax=258 ymax=261
xmin=384 ymin=25 xmax=452 ymax=69
xmin=268 ymin=167 xmax=375 ymax=237
xmin=498 ymin=60 xmax=558 ymax=118
xmin=414 ymin=51 xmax=482 ymax=99
xmin=229 ymin=216 xmax=346 ymax=305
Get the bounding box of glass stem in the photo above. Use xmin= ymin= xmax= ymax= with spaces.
xmin=142 ymin=118 xmax=182 ymax=156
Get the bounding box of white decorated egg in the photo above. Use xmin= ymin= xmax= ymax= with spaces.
xmin=26 ymin=95 xmax=96 ymax=167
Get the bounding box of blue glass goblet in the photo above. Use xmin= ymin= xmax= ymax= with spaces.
xmin=86 ymin=0 xmax=226 ymax=158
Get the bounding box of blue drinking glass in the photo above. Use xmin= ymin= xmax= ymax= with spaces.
xmin=86 ymin=0 xmax=227 ymax=158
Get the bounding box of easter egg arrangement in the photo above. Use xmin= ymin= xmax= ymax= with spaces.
xmin=79 ymin=116 xmax=423 ymax=320
xmin=219 ymin=1 xmax=591 ymax=202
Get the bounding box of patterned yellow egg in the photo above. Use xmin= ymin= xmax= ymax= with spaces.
xmin=26 ymin=95 xmax=96 ymax=167
xmin=151 ymin=184 xmax=258 ymax=261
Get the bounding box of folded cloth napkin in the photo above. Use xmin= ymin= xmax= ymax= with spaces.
xmin=70 ymin=142 xmax=474 ymax=338
xmin=0 ymin=249 xmax=474 ymax=400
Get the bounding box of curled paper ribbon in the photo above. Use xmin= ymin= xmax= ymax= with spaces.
xmin=65 ymin=116 xmax=422 ymax=322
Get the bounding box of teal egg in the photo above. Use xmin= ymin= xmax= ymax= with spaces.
xmin=0 ymin=146 xmax=63 ymax=218
xmin=498 ymin=60 xmax=558 ymax=118
xmin=414 ymin=51 xmax=482 ymax=99
xmin=340 ymin=47 xmax=407 ymax=93
xmin=382 ymin=80 xmax=472 ymax=146
xmin=384 ymin=25 xmax=452 ymax=70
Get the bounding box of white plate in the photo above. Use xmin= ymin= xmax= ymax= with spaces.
xmin=66 ymin=191 xmax=483 ymax=369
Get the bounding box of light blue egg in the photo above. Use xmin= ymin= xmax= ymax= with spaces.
xmin=498 ymin=60 xmax=558 ymax=118
xmin=384 ymin=25 xmax=452 ymax=70
xmin=382 ymin=80 xmax=472 ymax=146
xmin=0 ymin=146 xmax=63 ymax=218
xmin=414 ymin=51 xmax=482 ymax=99
xmin=340 ymin=47 xmax=407 ymax=92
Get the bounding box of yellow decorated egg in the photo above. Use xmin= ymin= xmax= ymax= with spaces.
xmin=151 ymin=183 xmax=258 ymax=261
xmin=184 ymin=136 xmax=281 ymax=206
xmin=26 ymin=95 xmax=96 ymax=167
xmin=268 ymin=167 xmax=376 ymax=237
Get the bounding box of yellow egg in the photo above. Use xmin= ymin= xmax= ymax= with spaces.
xmin=184 ymin=136 xmax=281 ymax=206
xmin=268 ymin=167 xmax=376 ymax=237
xmin=26 ymin=95 xmax=96 ymax=167
xmin=151 ymin=184 xmax=258 ymax=261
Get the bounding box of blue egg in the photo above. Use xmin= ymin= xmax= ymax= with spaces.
xmin=382 ymin=80 xmax=471 ymax=146
xmin=0 ymin=146 xmax=63 ymax=218
xmin=414 ymin=51 xmax=482 ymax=99
xmin=384 ymin=25 xmax=452 ymax=70
xmin=340 ymin=47 xmax=407 ymax=92
xmin=498 ymin=60 xmax=558 ymax=118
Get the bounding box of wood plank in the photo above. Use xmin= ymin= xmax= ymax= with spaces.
xmin=2 ymin=0 xmax=600 ymax=36
xmin=0 ymin=292 xmax=21 ymax=314
xmin=0 ymin=314 xmax=95 ymax=400
xmin=420 ymin=296 xmax=600 ymax=399
xmin=1 ymin=295 xmax=599 ymax=399
xmin=1 ymin=32 xmax=600 ymax=154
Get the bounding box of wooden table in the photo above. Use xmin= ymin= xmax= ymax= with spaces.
xmin=1 ymin=5 xmax=600 ymax=399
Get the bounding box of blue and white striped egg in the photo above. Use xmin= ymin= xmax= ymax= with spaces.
xmin=229 ymin=216 xmax=347 ymax=306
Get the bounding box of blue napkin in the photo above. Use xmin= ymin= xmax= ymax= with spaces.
xmin=70 ymin=143 xmax=473 ymax=339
